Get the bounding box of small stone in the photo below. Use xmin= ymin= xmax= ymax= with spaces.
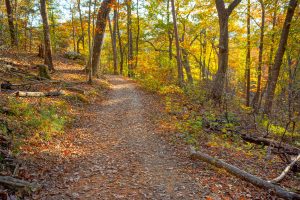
xmin=72 ymin=192 xmax=79 ymax=198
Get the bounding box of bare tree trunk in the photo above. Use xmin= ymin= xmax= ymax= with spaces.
xmin=92 ymin=0 xmax=96 ymax=38
xmin=126 ymin=0 xmax=134 ymax=77
xmin=202 ymin=30 xmax=207 ymax=80
xmin=70 ymin=3 xmax=76 ymax=52
xmin=14 ymin=0 xmax=18 ymax=45
xmin=23 ymin=13 xmax=28 ymax=50
xmin=50 ymin=8 xmax=56 ymax=53
xmin=167 ymin=0 xmax=173 ymax=62
xmin=5 ymin=0 xmax=17 ymax=46
xmin=207 ymin=48 xmax=213 ymax=79
xmin=29 ymin=23 xmax=32 ymax=52
xmin=259 ymin=0 xmax=278 ymax=108
xmin=181 ymin=24 xmax=193 ymax=84
xmin=182 ymin=48 xmax=193 ymax=84
xmin=112 ymin=5 xmax=118 ymax=75
xmin=135 ymin=0 xmax=140 ymax=69
xmin=252 ymin=0 xmax=265 ymax=110
xmin=267 ymin=0 xmax=279 ymax=78
xmin=0 ymin=10 xmax=4 ymax=44
xmin=211 ymin=0 xmax=242 ymax=101
xmin=87 ymin=0 xmax=92 ymax=83
xmin=40 ymin=0 xmax=54 ymax=71
xmin=263 ymin=0 xmax=298 ymax=114
xmin=170 ymin=0 xmax=183 ymax=86
xmin=245 ymin=0 xmax=251 ymax=107
xmin=108 ymin=17 xmax=118 ymax=74
xmin=117 ymin=0 xmax=124 ymax=75
xmin=77 ymin=0 xmax=85 ymax=53
xmin=91 ymin=0 xmax=113 ymax=77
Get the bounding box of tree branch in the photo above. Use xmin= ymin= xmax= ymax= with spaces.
xmin=269 ymin=154 xmax=300 ymax=183
xmin=227 ymin=0 xmax=242 ymax=16
xmin=144 ymin=40 xmax=176 ymax=57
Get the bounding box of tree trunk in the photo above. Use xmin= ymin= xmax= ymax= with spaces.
xmin=267 ymin=0 xmax=279 ymax=79
xmin=38 ymin=44 xmax=44 ymax=58
xmin=38 ymin=64 xmax=51 ymax=79
xmin=202 ymin=30 xmax=207 ymax=80
xmin=245 ymin=0 xmax=251 ymax=107
xmin=70 ymin=4 xmax=76 ymax=52
xmin=91 ymin=0 xmax=113 ymax=77
xmin=259 ymin=0 xmax=279 ymax=108
xmin=252 ymin=0 xmax=265 ymax=110
xmin=116 ymin=0 xmax=124 ymax=75
xmin=170 ymin=0 xmax=183 ymax=86
xmin=29 ymin=27 xmax=32 ymax=52
xmin=263 ymin=0 xmax=298 ymax=114
xmin=92 ymin=0 xmax=97 ymax=39
xmin=87 ymin=0 xmax=93 ymax=83
xmin=77 ymin=0 xmax=85 ymax=52
xmin=135 ymin=0 xmax=140 ymax=69
xmin=112 ymin=5 xmax=118 ymax=75
xmin=127 ymin=0 xmax=134 ymax=77
xmin=5 ymin=0 xmax=17 ymax=46
xmin=23 ymin=13 xmax=28 ymax=50
xmin=14 ymin=0 xmax=18 ymax=45
xmin=182 ymin=48 xmax=193 ymax=84
xmin=40 ymin=0 xmax=54 ymax=71
xmin=50 ymin=8 xmax=56 ymax=53
xmin=211 ymin=0 xmax=242 ymax=101
xmin=211 ymin=15 xmax=229 ymax=101
xmin=0 ymin=10 xmax=3 ymax=44
xmin=167 ymin=0 xmax=173 ymax=62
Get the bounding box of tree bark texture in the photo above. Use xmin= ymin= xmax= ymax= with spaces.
xmin=5 ymin=0 xmax=17 ymax=46
xmin=40 ymin=0 xmax=54 ymax=71
xmin=211 ymin=0 xmax=242 ymax=101
xmin=252 ymin=0 xmax=265 ymax=110
xmin=91 ymin=0 xmax=113 ymax=77
xmin=170 ymin=0 xmax=184 ymax=86
xmin=127 ymin=0 xmax=134 ymax=77
xmin=264 ymin=0 xmax=298 ymax=114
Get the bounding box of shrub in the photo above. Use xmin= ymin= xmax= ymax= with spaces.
xmin=64 ymin=51 xmax=84 ymax=60
xmin=138 ymin=75 xmax=162 ymax=92
xmin=159 ymin=85 xmax=184 ymax=96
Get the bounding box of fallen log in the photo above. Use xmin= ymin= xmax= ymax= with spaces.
xmin=206 ymin=125 xmax=300 ymax=156
xmin=240 ymin=134 xmax=300 ymax=156
xmin=0 ymin=64 xmax=18 ymax=72
xmin=1 ymin=81 xmax=12 ymax=90
xmin=190 ymin=146 xmax=300 ymax=200
xmin=16 ymin=90 xmax=65 ymax=97
xmin=65 ymin=87 xmax=86 ymax=94
xmin=0 ymin=176 xmax=39 ymax=192
xmin=270 ymin=154 xmax=300 ymax=184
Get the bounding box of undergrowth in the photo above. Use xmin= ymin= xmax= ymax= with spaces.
xmin=0 ymin=97 xmax=71 ymax=154
xmin=137 ymin=75 xmax=299 ymax=152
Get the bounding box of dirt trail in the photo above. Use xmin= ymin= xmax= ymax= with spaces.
xmin=35 ymin=76 xmax=202 ymax=199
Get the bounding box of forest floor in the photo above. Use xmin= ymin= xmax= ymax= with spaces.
xmin=1 ymin=51 xmax=299 ymax=199
xmin=27 ymin=76 xmax=272 ymax=199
